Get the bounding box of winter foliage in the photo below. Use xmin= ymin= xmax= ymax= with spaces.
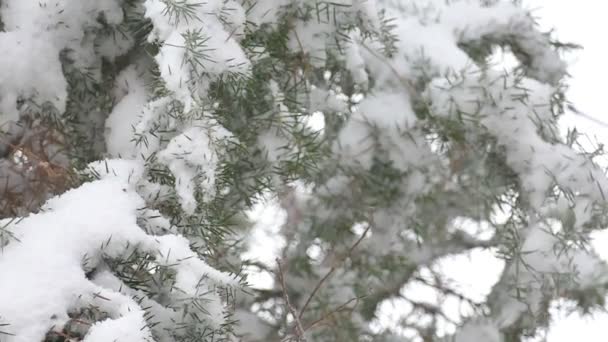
xmin=0 ymin=0 xmax=606 ymax=341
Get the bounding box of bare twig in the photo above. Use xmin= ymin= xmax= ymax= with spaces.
xmin=276 ymin=259 xmax=307 ymax=342
xmin=303 ymin=295 xmax=366 ymax=331
xmin=298 ymin=223 xmax=372 ymax=318
xmin=567 ymin=104 xmax=608 ymax=128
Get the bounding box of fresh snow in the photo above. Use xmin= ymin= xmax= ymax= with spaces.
xmin=0 ymin=160 xmax=233 ymax=341
xmin=0 ymin=0 xmax=606 ymax=341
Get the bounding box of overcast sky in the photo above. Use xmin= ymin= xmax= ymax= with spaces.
xmin=438 ymin=1 xmax=608 ymax=340
xmin=524 ymin=1 xmax=608 ymax=340
xmin=379 ymin=1 xmax=608 ymax=340
xmin=246 ymin=1 xmax=608 ymax=340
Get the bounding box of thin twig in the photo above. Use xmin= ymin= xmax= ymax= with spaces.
xmin=0 ymin=135 xmax=71 ymax=175
xmin=567 ymin=104 xmax=608 ymax=128
xmin=276 ymin=259 xmax=307 ymax=341
xmin=303 ymin=295 xmax=366 ymax=331
xmin=298 ymin=223 xmax=372 ymax=318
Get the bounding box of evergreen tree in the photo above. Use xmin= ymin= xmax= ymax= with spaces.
xmin=0 ymin=0 xmax=605 ymax=341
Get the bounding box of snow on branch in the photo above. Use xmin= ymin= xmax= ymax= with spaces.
xmin=0 ymin=160 xmax=235 ymax=341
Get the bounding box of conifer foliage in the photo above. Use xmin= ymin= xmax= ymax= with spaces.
xmin=0 ymin=0 xmax=606 ymax=341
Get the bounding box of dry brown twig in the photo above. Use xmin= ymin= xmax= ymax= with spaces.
xmin=274 ymin=185 xmax=374 ymax=338
xmin=302 ymin=295 xmax=366 ymax=331
xmin=276 ymin=258 xmax=307 ymax=342
xmin=298 ymin=222 xmax=372 ymax=319
xmin=0 ymin=126 xmax=74 ymax=217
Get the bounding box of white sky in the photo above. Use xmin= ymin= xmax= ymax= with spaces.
xmin=379 ymin=2 xmax=608 ymax=339
xmin=418 ymin=1 xmax=608 ymax=340
xmin=246 ymin=1 xmax=608 ymax=340
xmin=523 ymin=1 xmax=608 ymax=340
xmin=426 ymin=1 xmax=608 ymax=340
